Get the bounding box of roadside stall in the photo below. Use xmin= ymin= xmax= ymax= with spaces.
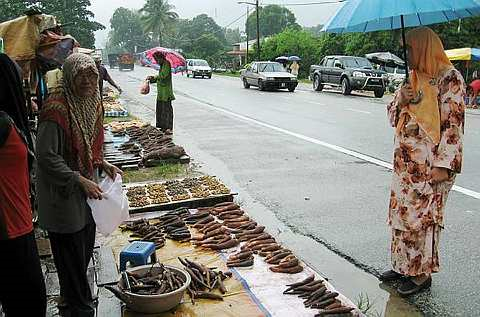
xmin=445 ymin=47 xmax=480 ymax=81
xmin=102 ymin=87 xmax=129 ymax=117
xmin=104 ymin=119 xmax=190 ymax=169
xmin=96 ymin=183 xmax=363 ymax=316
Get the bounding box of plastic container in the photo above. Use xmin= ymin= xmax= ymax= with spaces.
xmin=118 ymin=264 xmax=191 ymax=313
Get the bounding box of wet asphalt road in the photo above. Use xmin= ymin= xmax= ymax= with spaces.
xmin=110 ymin=66 xmax=480 ymax=316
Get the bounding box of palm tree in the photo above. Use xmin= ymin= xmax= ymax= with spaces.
xmin=140 ymin=0 xmax=179 ymax=46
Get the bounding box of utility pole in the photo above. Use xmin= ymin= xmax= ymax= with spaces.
xmin=238 ymin=1 xmax=261 ymax=61
xmin=255 ymin=0 xmax=260 ymax=60
xmin=246 ymin=6 xmax=249 ymax=64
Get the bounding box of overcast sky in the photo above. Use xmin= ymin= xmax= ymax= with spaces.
xmin=90 ymin=0 xmax=343 ymax=48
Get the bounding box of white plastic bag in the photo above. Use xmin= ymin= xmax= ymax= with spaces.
xmin=87 ymin=174 xmax=129 ymax=236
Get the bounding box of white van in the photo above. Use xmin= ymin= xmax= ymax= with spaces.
xmin=186 ymin=59 xmax=212 ymax=79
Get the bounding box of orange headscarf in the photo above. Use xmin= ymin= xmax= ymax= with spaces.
xmin=396 ymin=27 xmax=453 ymax=145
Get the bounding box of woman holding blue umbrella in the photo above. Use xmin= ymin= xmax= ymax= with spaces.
xmin=383 ymin=27 xmax=465 ymax=296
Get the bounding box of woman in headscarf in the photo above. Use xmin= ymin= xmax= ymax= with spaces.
xmin=0 ymin=53 xmax=46 ymax=316
xmin=36 ymin=53 xmax=121 ymax=316
xmin=381 ymin=27 xmax=465 ymax=296
xmin=146 ymin=51 xmax=175 ymax=134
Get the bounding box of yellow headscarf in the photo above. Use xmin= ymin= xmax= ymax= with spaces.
xmin=396 ymin=27 xmax=453 ymax=145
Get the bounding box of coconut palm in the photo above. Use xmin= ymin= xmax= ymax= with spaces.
xmin=140 ymin=0 xmax=179 ymax=46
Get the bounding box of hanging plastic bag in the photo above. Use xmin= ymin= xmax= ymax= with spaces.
xmin=87 ymin=174 xmax=129 ymax=236
xmin=140 ymin=80 xmax=150 ymax=95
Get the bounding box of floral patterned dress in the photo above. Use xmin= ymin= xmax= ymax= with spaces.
xmin=387 ymin=68 xmax=465 ymax=276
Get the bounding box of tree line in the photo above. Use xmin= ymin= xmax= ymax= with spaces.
xmin=106 ymin=1 xmax=303 ymax=67
xmin=4 ymin=0 xmax=475 ymax=79
xmin=0 ymin=0 xmax=104 ymax=49
xmin=108 ymin=0 xmax=480 ymax=79
xmin=259 ymin=17 xmax=480 ymax=78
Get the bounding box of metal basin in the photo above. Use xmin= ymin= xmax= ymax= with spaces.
xmin=118 ymin=264 xmax=191 ymax=313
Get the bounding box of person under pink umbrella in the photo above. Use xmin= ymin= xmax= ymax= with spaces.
xmin=146 ymin=51 xmax=175 ymax=134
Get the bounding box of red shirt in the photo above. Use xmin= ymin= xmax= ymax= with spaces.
xmin=470 ymin=79 xmax=480 ymax=94
xmin=0 ymin=126 xmax=33 ymax=239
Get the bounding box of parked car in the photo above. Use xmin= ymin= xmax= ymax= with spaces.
xmin=310 ymin=55 xmax=387 ymax=98
xmin=118 ymin=53 xmax=134 ymax=71
xmin=240 ymin=61 xmax=298 ymax=92
xmin=186 ymin=59 xmax=212 ymax=78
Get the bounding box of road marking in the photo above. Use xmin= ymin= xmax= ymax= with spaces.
xmin=179 ymin=92 xmax=480 ymax=200
xmin=346 ymin=108 xmax=372 ymax=115
xmin=307 ymin=101 xmax=326 ymax=106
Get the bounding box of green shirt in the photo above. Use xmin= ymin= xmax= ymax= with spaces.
xmin=150 ymin=61 xmax=175 ymax=102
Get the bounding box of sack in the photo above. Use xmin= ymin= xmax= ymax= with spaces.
xmin=140 ymin=80 xmax=150 ymax=95
xmin=87 ymin=174 xmax=129 ymax=236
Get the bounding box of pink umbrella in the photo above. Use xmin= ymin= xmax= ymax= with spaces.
xmin=144 ymin=47 xmax=186 ymax=71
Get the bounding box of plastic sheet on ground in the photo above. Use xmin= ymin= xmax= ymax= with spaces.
xmin=104 ymin=212 xmax=362 ymax=317
xmin=106 ymin=229 xmax=266 ymax=317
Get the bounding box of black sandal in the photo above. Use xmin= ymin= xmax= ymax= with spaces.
xmin=397 ymin=276 xmax=432 ymax=296
xmin=379 ymin=270 xmax=404 ymax=282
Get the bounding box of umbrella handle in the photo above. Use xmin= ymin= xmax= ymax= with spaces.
xmin=401 ymin=15 xmax=409 ymax=81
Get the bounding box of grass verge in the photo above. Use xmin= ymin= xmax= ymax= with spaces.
xmin=355 ymin=293 xmax=381 ymax=317
xmin=214 ymin=72 xmax=241 ymax=78
xmin=123 ymin=163 xmax=188 ymax=183
xmin=104 ymin=114 xmax=137 ymax=125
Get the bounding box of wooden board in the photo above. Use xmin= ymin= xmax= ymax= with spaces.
xmin=122 ymin=164 xmax=140 ymax=171
xmin=36 ymin=238 xmax=52 ymax=257
xmin=144 ymin=154 xmax=191 ymax=167
xmin=45 ymin=272 xmax=60 ymax=296
xmin=95 ymin=247 xmax=119 ymax=286
xmin=129 ymin=193 xmax=235 ymax=214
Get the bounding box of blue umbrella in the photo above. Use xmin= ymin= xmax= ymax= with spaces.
xmin=322 ymin=0 xmax=480 ymax=80
xmin=288 ymin=55 xmax=301 ymax=61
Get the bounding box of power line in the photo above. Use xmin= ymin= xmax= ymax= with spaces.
xmin=264 ymin=0 xmax=345 ymax=6
xmin=163 ymin=11 xmax=249 ymax=44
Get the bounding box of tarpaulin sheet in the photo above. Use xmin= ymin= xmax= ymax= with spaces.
xmin=104 ymin=211 xmax=362 ymax=317
xmin=107 ymin=229 xmax=267 ymax=317
xmin=445 ymin=47 xmax=480 ymax=61
xmin=0 ymin=15 xmax=40 ymax=61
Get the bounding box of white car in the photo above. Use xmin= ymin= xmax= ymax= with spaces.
xmin=186 ymin=59 xmax=212 ymax=79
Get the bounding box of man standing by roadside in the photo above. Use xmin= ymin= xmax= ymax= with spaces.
xmin=93 ymin=55 xmax=122 ymax=99
xmin=146 ymin=52 xmax=175 ymax=134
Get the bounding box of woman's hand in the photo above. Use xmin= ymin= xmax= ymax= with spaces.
xmin=79 ymin=176 xmax=103 ymax=200
xmin=431 ymin=167 xmax=450 ymax=184
xmin=103 ymin=160 xmax=123 ymax=180
xmin=398 ymin=83 xmax=415 ymax=108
